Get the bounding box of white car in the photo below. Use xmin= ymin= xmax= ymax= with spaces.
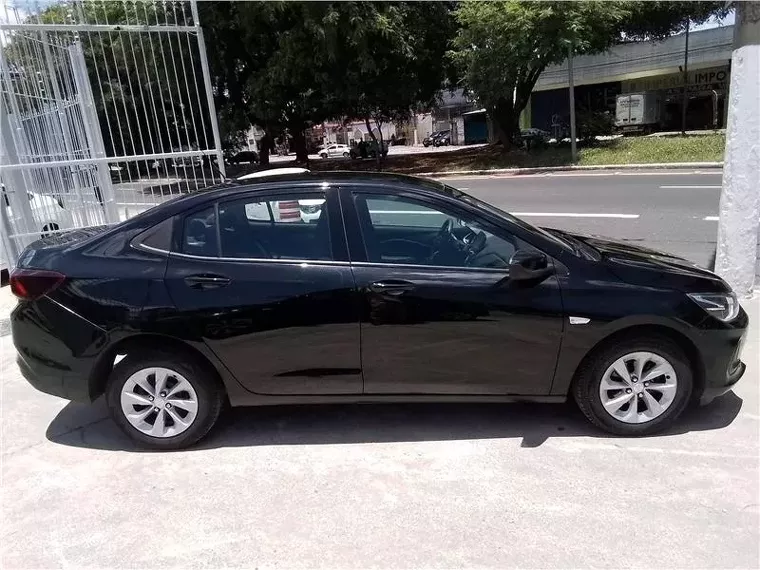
xmin=2 ymin=187 xmax=73 ymax=238
xmin=236 ymin=168 xmax=322 ymax=223
xmin=319 ymin=144 xmax=350 ymax=159
xmin=298 ymin=198 xmax=325 ymax=223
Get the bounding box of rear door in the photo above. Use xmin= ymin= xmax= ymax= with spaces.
xmin=165 ymin=185 xmax=361 ymax=395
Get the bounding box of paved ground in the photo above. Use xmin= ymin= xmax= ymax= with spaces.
xmin=1 ymin=292 xmax=759 ymax=568
xmin=2 ymin=168 xmax=759 ymax=568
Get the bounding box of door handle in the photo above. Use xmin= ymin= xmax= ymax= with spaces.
xmin=184 ymin=274 xmax=231 ymax=290
xmin=368 ymin=280 xmax=416 ymax=295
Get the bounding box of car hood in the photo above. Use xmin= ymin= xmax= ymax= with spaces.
xmin=562 ymin=231 xmax=728 ymax=293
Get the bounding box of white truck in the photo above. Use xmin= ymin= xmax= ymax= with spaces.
xmin=615 ymin=92 xmax=662 ymax=134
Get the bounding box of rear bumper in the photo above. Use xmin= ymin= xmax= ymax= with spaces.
xmin=16 ymin=352 xmax=93 ymax=402
xmin=11 ymin=297 xmax=106 ymax=403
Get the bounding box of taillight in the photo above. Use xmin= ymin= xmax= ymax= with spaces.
xmin=10 ymin=269 xmax=66 ymax=300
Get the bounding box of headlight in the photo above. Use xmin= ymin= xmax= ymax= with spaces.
xmin=687 ymin=292 xmax=740 ymax=322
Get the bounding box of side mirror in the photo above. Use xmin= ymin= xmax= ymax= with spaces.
xmin=508 ymin=250 xmax=553 ymax=282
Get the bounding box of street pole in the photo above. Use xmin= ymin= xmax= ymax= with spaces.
xmin=568 ymin=42 xmax=577 ymax=163
xmin=716 ymin=1 xmax=760 ymax=297
xmin=681 ymin=20 xmax=690 ymax=136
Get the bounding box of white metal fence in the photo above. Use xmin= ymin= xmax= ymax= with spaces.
xmin=0 ymin=0 xmax=224 ymax=262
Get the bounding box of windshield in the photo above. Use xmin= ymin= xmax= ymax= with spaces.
xmin=440 ymin=183 xmax=573 ymax=251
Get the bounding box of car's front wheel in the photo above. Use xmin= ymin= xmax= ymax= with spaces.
xmin=106 ymin=350 xmax=224 ymax=450
xmin=573 ymin=336 xmax=693 ymax=436
xmin=320 ymin=152 xmax=328 ymax=159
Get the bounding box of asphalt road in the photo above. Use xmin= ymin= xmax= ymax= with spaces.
xmin=441 ymin=169 xmax=725 ymax=269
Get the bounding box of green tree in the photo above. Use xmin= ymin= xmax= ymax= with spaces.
xmin=330 ymin=2 xmax=455 ymax=161
xmin=449 ymin=0 xmax=728 ymax=149
xmin=202 ymin=1 xmax=455 ymax=165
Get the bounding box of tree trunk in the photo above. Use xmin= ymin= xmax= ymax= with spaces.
xmin=491 ymin=98 xmax=520 ymax=150
xmin=291 ymin=128 xmax=309 ymax=164
xmin=259 ymin=132 xmax=271 ymax=166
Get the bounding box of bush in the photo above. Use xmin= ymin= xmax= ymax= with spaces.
xmin=577 ymin=110 xmax=614 ymax=141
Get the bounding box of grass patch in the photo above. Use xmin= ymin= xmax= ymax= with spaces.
xmin=578 ymin=133 xmax=725 ymax=166
xmin=237 ymin=133 xmax=724 ymax=177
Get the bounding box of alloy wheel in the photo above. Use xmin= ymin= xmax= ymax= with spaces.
xmin=598 ymin=351 xmax=678 ymax=424
xmin=120 ymin=367 xmax=199 ymax=438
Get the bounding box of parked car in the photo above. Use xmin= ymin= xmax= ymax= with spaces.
xmin=2 ymin=186 xmax=73 ymax=239
xmin=433 ymin=130 xmax=451 ymax=146
xmin=422 ymin=131 xmax=444 ymax=147
xmin=319 ymin=144 xmax=350 ymax=159
xmin=9 ymin=171 xmax=747 ymax=450
xmin=228 ymin=150 xmax=259 ymax=165
xmin=349 ymin=140 xmax=388 ymax=159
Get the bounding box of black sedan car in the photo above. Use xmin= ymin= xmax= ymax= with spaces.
xmin=10 ymin=172 xmax=747 ymax=449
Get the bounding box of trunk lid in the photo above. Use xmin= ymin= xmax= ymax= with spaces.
xmin=16 ymin=225 xmax=110 ymax=269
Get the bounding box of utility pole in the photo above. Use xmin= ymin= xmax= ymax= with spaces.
xmin=681 ymin=19 xmax=690 ymax=136
xmin=568 ymin=42 xmax=577 ymax=162
xmin=716 ymin=2 xmax=760 ymax=297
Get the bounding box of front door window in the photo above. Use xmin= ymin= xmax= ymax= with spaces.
xmin=355 ymin=193 xmax=521 ymax=269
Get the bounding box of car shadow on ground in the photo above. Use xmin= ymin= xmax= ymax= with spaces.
xmin=45 ymin=392 xmax=744 ymax=453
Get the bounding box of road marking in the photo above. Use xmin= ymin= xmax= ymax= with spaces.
xmin=704 ymin=215 xmax=719 ymax=221
xmin=512 ymin=212 xmax=640 ymax=219
xmin=660 ymin=185 xmax=721 ymax=189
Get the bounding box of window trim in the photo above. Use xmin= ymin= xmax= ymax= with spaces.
xmin=350 ymin=260 xmax=509 ymax=274
xmin=168 ymin=250 xmax=351 ymax=267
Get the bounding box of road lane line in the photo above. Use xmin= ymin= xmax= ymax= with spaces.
xmin=512 ymin=212 xmax=640 ymax=219
xmin=660 ymin=185 xmax=721 ymax=189
xmin=704 ymin=216 xmax=720 ymax=221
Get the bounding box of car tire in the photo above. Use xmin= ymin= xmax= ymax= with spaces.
xmin=573 ymin=335 xmax=693 ymax=436
xmin=342 ymin=151 xmax=349 ymax=158
xmin=320 ymin=152 xmax=328 ymax=159
xmin=106 ymin=350 xmax=224 ymax=450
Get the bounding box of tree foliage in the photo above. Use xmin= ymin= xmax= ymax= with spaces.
xmin=449 ymin=0 xmax=729 ymax=148
xmin=201 ymin=1 xmax=453 ymax=163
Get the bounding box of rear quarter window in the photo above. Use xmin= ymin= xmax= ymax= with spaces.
xmin=132 ymin=217 xmax=173 ymax=253
xmin=181 ymin=206 xmax=218 ymax=257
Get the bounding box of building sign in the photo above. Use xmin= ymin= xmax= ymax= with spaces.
xmin=622 ymin=65 xmax=729 ymax=95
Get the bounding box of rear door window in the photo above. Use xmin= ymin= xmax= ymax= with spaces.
xmin=218 ymin=192 xmax=331 ymax=260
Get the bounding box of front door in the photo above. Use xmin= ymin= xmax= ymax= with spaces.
xmin=165 ymin=186 xmax=361 ymax=395
xmin=345 ymin=189 xmax=564 ymax=395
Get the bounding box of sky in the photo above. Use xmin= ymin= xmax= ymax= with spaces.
xmin=692 ymin=10 xmax=736 ymax=32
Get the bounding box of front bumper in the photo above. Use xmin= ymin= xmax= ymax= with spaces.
xmin=694 ymin=308 xmax=749 ymax=406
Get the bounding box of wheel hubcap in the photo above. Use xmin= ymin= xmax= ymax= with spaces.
xmin=120 ymin=367 xmax=199 ymax=438
xmin=598 ymin=351 xmax=677 ymax=424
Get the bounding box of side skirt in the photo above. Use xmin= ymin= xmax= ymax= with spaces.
xmin=228 ymin=393 xmax=567 ymax=407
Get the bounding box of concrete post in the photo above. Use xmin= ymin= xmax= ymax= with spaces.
xmin=716 ymin=2 xmax=760 ymax=297
xmin=568 ymin=44 xmax=577 ymax=163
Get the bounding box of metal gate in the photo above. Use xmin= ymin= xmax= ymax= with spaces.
xmin=0 ymin=0 xmax=224 ymax=262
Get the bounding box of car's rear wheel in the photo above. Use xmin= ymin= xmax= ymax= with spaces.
xmin=573 ymin=336 xmax=693 ymax=436
xmin=106 ymin=351 xmax=224 ymax=450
